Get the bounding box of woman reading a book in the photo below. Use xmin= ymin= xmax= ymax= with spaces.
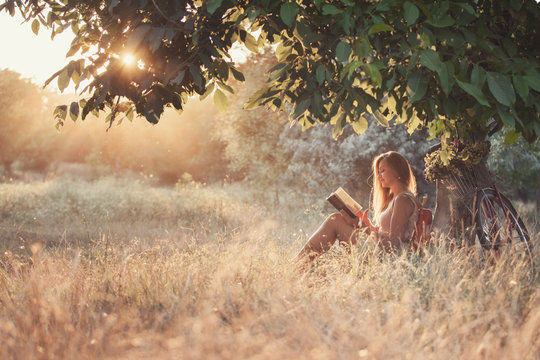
xmin=296 ymin=151 xmax=421 ymax=262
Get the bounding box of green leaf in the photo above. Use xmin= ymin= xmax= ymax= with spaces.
xmin=438 ymin=63 xmax=451 ymax=95
xmin=336 ymin=41 xmax=351 ymax=62
xmin=457 ymin=3 xmax=476 ymax=16
xmin=353 ymin=37 xmax=371 ymax=58
xmin=189 ymin=64 xmax=204 ymax=91
xmin=292 ymin=98 xmax=311 ymax=119
xmin=470 ymin=65 xmax=486 ymax=88
xmin=368 ymin=23 xmax=393 ymax=35
xmin=512 ymin=75 xmax=529 ymax=100
xmin=403 ymin=1 xmax=419 ymax=25
xmin=362 ymin=63 xmax=382 ymax=87
xmin=427 ymin=16 xmax=455 ymax=28
xmin=244 ymin=87 xmax=276 ymax=110
xmin=214 ymin=89 xmax=228 ymax=113
xmin=407 ymin=71 xmax=427 ymax=103
xmin=534 ymin=122 xmax=540 ymax=138
xmin=31 ymin=19 xmax=40 ymax=35
xmin=275 ymin=43 xmax=293 ymax=62
xmin=57 ymin=68 xmax=70 ymax=92
xmin=341 ymin=61 xmax=361 ymax=80
xmin=69 ymin=101 xmax=79 ymax=121
xmin=351 ymin=115 xmax=368 ymax=134
xmin=54 ymin=105 xmax=68 ymax=121
xmin=420 ymin=49 xmax=442 ymax=72
xmin=486 ymin=72 xmax=515 ymax=106
xmin=504 ymin=129 xmax=520 ymax=145
xmin=199 ymin=82 xmax=215 ymax=101
xmin=332 ymin=111 xmax=347 ymax=139
xmin=280 ymin=2 xmax=299 ymax=27
xmin=126 ymin=108 xmax=134 ymax=122
xmin=207 ymin=0 xmax=223 ymax=14
xmin=322 ymin=4 xmax=342 ymax=15
xmin=456 ymin=79 xmax=490 ymax=106
xmin=373 ymin=110 xmax=390 ymax=127
xmin=524 ymin=70 xmax=540 ymax=92
xmin=230 ymin=66 xmax=245 ymax=82
xmin=502 ymin=38 xmax=517 ymax=57
xmin=243 ymin=32 xmax=260 ymax=53
xmin=217 ymin=81 xmax=234 ymax=94
xmin=496 ymin=104 xmax=515 ymax=127
xmin=316 ymin=65 xmax=326 ymax=85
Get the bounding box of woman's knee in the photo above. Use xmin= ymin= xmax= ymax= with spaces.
xmin=325 ymin=212 xmax=343 ymax=224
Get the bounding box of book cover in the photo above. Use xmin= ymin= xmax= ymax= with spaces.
xmin=326 ymin=187 xmax=363 ymax=218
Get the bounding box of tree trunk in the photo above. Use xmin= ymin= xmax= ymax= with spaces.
xmin=433 ymin=181 xmax=475 ymax=246
xmin=432 ymin=179 xmax=452 ymax=234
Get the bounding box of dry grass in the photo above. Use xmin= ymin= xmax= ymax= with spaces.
xmin=0 ymin=177 xmax=538 ymax=359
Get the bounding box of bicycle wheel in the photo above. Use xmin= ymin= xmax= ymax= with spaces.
xmin=474 ymin=188 xmax=534 ymax=272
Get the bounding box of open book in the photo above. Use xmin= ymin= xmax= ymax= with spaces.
xmin=326 ymin=187 xmax=363 ymax=218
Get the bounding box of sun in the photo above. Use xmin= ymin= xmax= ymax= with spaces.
xmin=122 ymin=53 xmax=136 ymax=66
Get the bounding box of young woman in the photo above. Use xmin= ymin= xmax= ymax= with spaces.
xmin=296 ymin=151 xmax=421 ymax=262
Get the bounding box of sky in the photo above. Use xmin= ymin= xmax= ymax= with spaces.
xmin=0 ymin=12 xmax=74 ymax=87
xmin=0 ymin=11 xmax=248 ymax=92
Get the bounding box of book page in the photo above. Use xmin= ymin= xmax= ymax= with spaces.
xmin=327 ymin=187 xmax=362 ymax=218
xmin=334 ymin=187 xmax=362 ymax=214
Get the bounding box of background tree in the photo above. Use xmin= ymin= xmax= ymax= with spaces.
xmin=279 ymin=120 xmax=436 ymax=205
xmin=0 ymin=69 xmax=58 ymax=177
xmin=487 ymin=130 xmax=540 ymax=210
xmin=212 ymin=49 xmax=290 ymax=203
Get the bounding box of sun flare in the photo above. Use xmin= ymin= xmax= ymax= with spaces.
xmin=122 ymin=53 xmax=136 ymax=66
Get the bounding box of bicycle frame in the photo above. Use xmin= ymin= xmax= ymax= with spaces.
xmin=477 ymin=184 xmax=521 ymax=250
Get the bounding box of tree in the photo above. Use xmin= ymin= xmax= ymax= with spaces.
xmin=487 ymin=130 xmax=540 ymax=209
xmin=0 ymin=69 xmax=57 ymax=177
xmin=2 ymin=1 xmax=538 ymax=148
xmin=212 ymin=49 xmax=290 ymax=203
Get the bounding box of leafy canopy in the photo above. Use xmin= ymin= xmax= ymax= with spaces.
xmin=2 ymin=0 xmax=539 ymax=151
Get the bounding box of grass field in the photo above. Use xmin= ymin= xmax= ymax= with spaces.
xmin=0 ymin=177 xmax=538 ymax=359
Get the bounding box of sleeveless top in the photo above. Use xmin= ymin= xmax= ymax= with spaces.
xmin=378 ymin=191 xmax=419 ymax=243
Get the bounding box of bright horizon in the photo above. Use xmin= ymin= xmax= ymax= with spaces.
xmin=0 ymin=12 xmax=74 ymax=88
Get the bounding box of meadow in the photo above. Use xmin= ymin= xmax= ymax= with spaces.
xmin=0 ymin=176 xmax=538 ymax=359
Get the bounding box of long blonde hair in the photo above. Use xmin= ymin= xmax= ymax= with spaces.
xmin=371 ymin=151 xmax=417 ymax=225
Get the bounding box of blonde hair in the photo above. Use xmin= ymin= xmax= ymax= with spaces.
xmin=371 ymin=151 xmax=417 ymax=225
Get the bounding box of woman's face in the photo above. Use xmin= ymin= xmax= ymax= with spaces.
xmin=377 ymin=159 xmax=400 ymax=189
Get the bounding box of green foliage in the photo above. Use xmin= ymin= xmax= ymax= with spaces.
xmin=423 ymin=140 xmax=491 ymax=183
xmin=2 ymin=0 xmax=538 ymax=147
xmin=487 ymin=129 xmax=540 ymax=200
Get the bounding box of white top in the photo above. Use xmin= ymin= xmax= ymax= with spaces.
xmin=378 ymin=191 xmax=419 ymax=243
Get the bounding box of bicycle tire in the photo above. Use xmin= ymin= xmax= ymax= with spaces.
xmin=474 ymin=188 xmax=534 ymax=272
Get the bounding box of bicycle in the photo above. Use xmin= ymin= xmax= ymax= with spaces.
xmin=427 ymin=142 xmax=535 ymax=277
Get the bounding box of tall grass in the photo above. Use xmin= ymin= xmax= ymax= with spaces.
xmin=0 ymin=177 xmax=538 ymax=359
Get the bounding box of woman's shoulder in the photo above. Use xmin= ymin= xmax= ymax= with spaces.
xmin=394 ymin=191 xmax=419 ymax=209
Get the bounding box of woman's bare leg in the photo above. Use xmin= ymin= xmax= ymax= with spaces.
xmin=295 ymin=213 xmax=357 ymax=263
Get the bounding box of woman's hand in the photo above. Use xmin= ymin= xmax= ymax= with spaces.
xmin=356 ymin=210 xmax=379 ymax=234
